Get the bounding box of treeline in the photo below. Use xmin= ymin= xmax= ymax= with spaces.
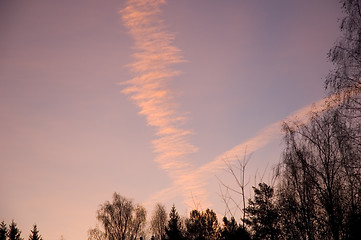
xmin=0 ymin=221 xmax=42 ymax=240
xmin=88 ymin=193 xmax=251 ymax=240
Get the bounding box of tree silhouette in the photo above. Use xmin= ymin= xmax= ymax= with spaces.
xmin=219 ymin=217 xmax=250 ymax=240
xmin=8 ymin=221 xmax=22 ymax=240
xmin=0 ymin=221 xmax=7 ymax=240
xmin=150 ymin=203 xmax=167 ymax=240
xmin=90 ymin=193 xmax=147 ymax=240
xmin=28 ymin=225 xmax=42 ymax=240
xmin=185 ymin=209 xmax=219 ymax=240
xmin=88 ymin=225 xmax=105 ymax=240
xmin=325 ymin=1 xmax=361 ymax=238
xmin=164 ymin=205 xmax=184 ymax=240
xmin=279 ymin=110 xmax=361 ymax=240
xmin=244 ymin=183 xmax=280 ymax=240
xmin=273 ymin=1 xmax=361 ymax=239
xmin=326 ymin=0 xmax=361 ymax=100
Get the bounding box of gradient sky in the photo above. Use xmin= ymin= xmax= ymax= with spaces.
xmin=1 ymin=1 xmax=342 ymax=239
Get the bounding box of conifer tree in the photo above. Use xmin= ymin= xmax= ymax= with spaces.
xmin=8 ymin=221 xmax=22 ymax=240
xmin=28 ymin=225 xmax=42 ymax=240
xmin=0 ymin=221 xmax=7 ymax=240
xmin=245 ymin=183 xmax=280 ymax=240
xmin=164 ymin=205 xmax=184 ymax=240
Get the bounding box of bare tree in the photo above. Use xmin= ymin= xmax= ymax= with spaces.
xmin=278 ymin=109 xmax=361 ymax=240
xmin=88 ymin=226 xmax=105 ymax=240
xmin=218 ymin=150 xmax=250 ymax=227
xmin=326 ymin=0 xmax=361 ymax=143
xmin=326 ymin=0 xmax=361 ymax=100
xmin=90 ymin=193 xmax=147 ymax=240
xmin=150 ymin=203 xmax=167 ymax=240
xmin=128 ymin=205 xmax=146 ymax=240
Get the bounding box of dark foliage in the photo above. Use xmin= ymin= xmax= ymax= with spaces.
xmin=28 ymin=225 xmax=42 ymax=240
xmin=244 ymin=183 xmax=280 ymax=240
xmin=163 ymin=205 xmax=184 ymax=240
xmin=185 ymin=209 xmax=219 ymax=240
xmin=0 ymin=222 xmax=7 ymax=240
xmin=8 ymin=221 xmax=22 ymax=240
xmin=219 ymin=217 xmax=250 ymax=240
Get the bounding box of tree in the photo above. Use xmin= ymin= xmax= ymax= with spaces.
xmin=88 ymin=226 xmax=105 ymax=240
xmin=127 ymin=205 xmax=146 ymax=240
xmin=28 ymin=225 xmax=42 ymax=240
xmin=325 ymin=1 xmax=361 ymax=238
xmin=326 ymin=0 xmax=361 ymax=101
xmin=8 ymin=221 xmax=22 ymax=240
xmin=150 ymin=203 xmax=167 ymax=240
xmin=164 ymin=205 xmax=184 ymax=240
xmin=90 ymin=193 xmax=147 ymax=240
xmin=326 ymin=0 xmax=361 ymax=173
xmin=185 ymin=209 xmax=219 ymax=240
xmin=270 ymin=1 xmax=361 ymax=239
xmin=279 ymin=110 xmax=361 ymax=240
xmin=277 ymin=165 xmax=320 ymax=240
xmin=244 ymin=183 xmax=280 ymax=240
xmin=219 ymin=217 xmax=250 ymax=240
xmin=218 ymin=152 xmax=250 ymax=226
xmin=0 ymin=221 xmax=7 ymax=240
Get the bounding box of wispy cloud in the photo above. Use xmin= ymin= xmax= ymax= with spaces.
xmin=121 ymin=0 xmax=200 ymax=204
xmin=145 ymin=90 xmax=353 ymax=209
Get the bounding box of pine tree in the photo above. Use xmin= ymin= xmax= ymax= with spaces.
xmin=164 ymin=205 xmax=184 ymax=240
xmin=245 ymin=183 xmax=280 ymax=240
xmin=8 ymin=221 xmax=22 ymax=240
xmin=28 ymin=225 xmax=42 ymax=240
xmin=0 ymin=221 xmax=7 ymax=240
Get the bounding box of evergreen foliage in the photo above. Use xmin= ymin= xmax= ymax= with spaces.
xmin=28 ymin=225 xmax=42 ymax=240
xmin=0 ymin=222 xmax=7 ymax=240
xmin=244 ymin=183 xmax=280 ymax=240
xmin=8 ymin=221 xmax=22 ymax=240
xmin=164 ymin=205 xmax=184 ymax=240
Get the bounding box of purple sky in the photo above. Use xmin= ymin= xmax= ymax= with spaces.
xmin=1 ymin=0 xmax=341 ymax=239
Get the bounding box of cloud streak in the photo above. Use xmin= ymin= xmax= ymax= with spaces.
xmin=145 ymin=90 xmax=355 ymax=209
xmin=121 ymin=0 xmax=200 ymax=204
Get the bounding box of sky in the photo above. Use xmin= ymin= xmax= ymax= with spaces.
xmin=0 ymin=0 xmax=342 ymax=239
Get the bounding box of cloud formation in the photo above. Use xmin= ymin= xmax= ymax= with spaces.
xmin=121 ymin=0 xmax=201 ymax=205
xmin=145 ymin=90 xmax=353 ymax=209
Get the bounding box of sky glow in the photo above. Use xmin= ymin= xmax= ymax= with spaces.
xmin=0 ymin=0 xmax=342 ymax=239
